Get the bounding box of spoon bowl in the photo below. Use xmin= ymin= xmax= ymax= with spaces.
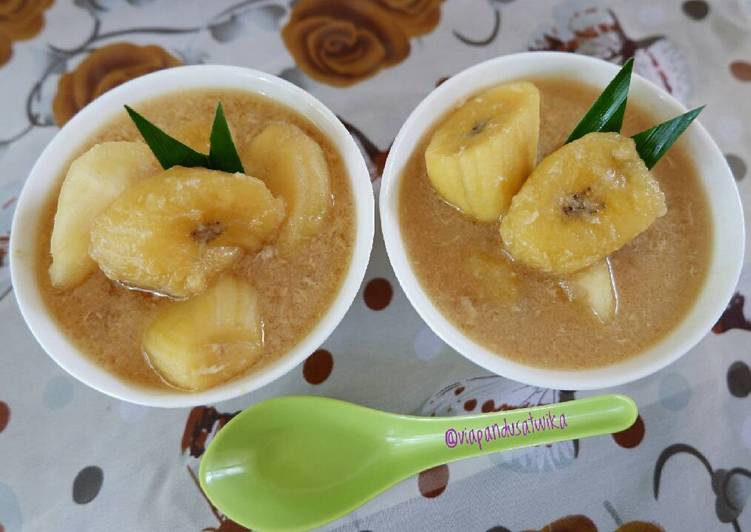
xmin=199 ymin=394 xmax=637 ymax=531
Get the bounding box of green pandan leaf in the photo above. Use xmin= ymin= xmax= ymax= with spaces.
xmin=208 ymin=103 xmax=245 ymax=174
xmin=566 ymin=58 xmax=634 ymax=143
xmin=632 ymin=106 xmax=704 ymax=169
xmin=124 ymin=105 xmax=209 ymax=170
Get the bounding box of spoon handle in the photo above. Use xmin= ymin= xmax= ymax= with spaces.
xmin=406 ymin=394 xmax=637 ymax=463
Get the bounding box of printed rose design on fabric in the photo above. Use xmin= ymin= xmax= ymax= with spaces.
xmin=713 ymin=292 xmax=751 ymax=333
xmin=375 ymin=0 xmax=441 ymax=37
xmin=281 ymin=0 xmax=441 ymax=87
xmin=492 ymin=507 xmax=665 ymax=531
xmin=419 ymin=376 xmax=579 ymax=473
xmin=338 ymin=116 xmax=390 ymax=181
xmin=529 ymin=1 xmax=691 ymax=103
xmin=52 ymin=42 xmax=182 ymax=126
xmin=181 ymin=406 xmax=249 ymax=531
xmin=521 ymin=514 xmax=598 ymax=532
xmin=0 ymin=0 xmax=53 ymax=68
xmin=181 ymin=405 xmax=237 ymax=459
xmin=520 ymin=514 xmax=664 ymax=531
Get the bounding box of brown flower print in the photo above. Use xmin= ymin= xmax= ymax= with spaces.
xmin=52 ymin=42 xmax=182 ymax=126
xmin=521 ymin=514 xmax=663 ymax=531
xmin=521 ymin=514 xmax=597 ymax=532
xmin=282 ymin=0 xmax=440 ymax=87
xmin=0 ymin=0 xmax=54 ymax=67
xmin=529 ymin=2 xmax=691 ymax=102
xmin=375 ymin=0 xmax=441 ymax=37
xmin=713 ymin=292 xmax=751 ymax=333
xmin=0 ymin=234 xmax=8 ymax=269
xmin=0 ymin=30 xmax=11 ymax=66
xmin=338 ymin=116 xmax=390 ymax=181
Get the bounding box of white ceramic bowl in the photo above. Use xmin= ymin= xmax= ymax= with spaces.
xmin=10 ymin=65 xmax=374 ymax=407
xmin=381 ymin=52 xmax=745 ymax=390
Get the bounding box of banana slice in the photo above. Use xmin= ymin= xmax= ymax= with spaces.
xmin=466 ymin=250 xmax=521 ymax=301
xmin=244 ymin=122 xmax=331 ymax=249
xmin=143 ymin=275 xmax=263 ymax=390
xmin=49 ymin=141 xmax=159 ymax=289
xmin=90 ymin=166 xmax=285 ymax=298
xmin=559 ymin=259 xmax=618 ymax=323
xmin=425 ymin=81 xmax=540 ymax=222
xmin=500 ymin=132 xmax=667 ymax=275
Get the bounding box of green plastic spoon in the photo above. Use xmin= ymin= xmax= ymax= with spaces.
xmin=199 ymin=394 xmax=637 ymax=531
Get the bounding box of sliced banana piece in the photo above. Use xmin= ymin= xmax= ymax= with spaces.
xmin=90 ymin=166 xmax=285 ymax=298
xmin=466 ymin=250 xmax=521 ymax=301
xmin=559 ymin=259 xmax=619 ymax=323
xmin=425 ymin=81 xmax=540 ymax=222
xmin=49 ymin=141 xmax=159 ymax=289
xmin=244 ymin=122 xmax=331 ymax=249
xmin=500 ymin=132 xmax=667 ymax=275
xmin=143 ymin=275 xmax=263 ymax=390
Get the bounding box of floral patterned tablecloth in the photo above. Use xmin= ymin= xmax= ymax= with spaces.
xmin=1 ymin=0 xmax=750 ymax=531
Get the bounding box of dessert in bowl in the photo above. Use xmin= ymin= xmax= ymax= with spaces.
xmin=11 ymin=65 xmax=374 ymax=407
xmin=381 ymin=52 xmax=744 ymax=390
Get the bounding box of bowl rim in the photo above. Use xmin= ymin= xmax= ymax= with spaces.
xmin=10 ymin=64 xmax=375 ymax=407
xmin=380 ymin=51 xmax=745 ymax=390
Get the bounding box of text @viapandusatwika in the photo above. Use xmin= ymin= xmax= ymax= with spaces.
xmin=444 ymin=410 xmax=568 ymax=450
